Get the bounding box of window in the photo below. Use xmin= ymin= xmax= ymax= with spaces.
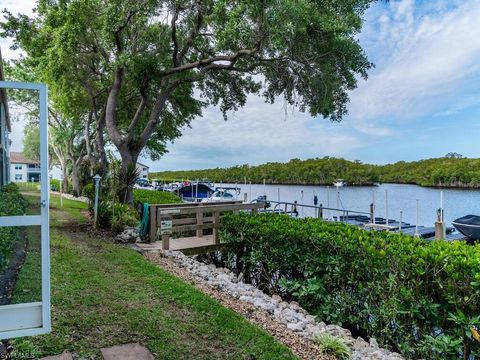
xmin=15 ymin=164 xmax=22 ymax=170
xmin=143 ymin=175 xmax=147 ymax=178
xmin=143 ymin=167 xmax=147 ymax=171
xmin=15 ymin=174 xmax=22 ymax=181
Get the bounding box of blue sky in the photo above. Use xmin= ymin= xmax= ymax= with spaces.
xmin=2 ymin=0 xmax=480 ymax=171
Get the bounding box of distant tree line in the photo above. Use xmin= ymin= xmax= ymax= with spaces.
xmin=151 ymin=155 xmax=480 ymax=188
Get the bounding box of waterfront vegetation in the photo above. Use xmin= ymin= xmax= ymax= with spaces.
xmin=151 ymin=155 xmax=480 ymax=188
xmin=10 ymin=194 xmax=295 ymax=359
xmin=220 ymin=213 xmax=480 ymax=359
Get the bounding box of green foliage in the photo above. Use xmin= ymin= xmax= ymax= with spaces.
xmin=133 ymin=189 xmax=181 ymax=206
xmin=97 ymin=201 xmax=139 ymax=233
xmin=151 ymin=157 xmax=379 ymax=185
xmin=312 ymin=334 xmax=351 ymax=360
xmin=115 ymin=163 xmax=141 ymax=204
xmin=152 ymin=155 xmax=480 ymax=188
xmin=22 ymin=122 xmax=40 ymax=161
xmin=81 ymin=183 xmax=95 ymax=201
xmin=0 ymin=183 xmax=28 ymax=272
xmin=221 ymin=213 xmax=480 ymax=358
xmin=3 ymin=0 xmax=375 ymax=177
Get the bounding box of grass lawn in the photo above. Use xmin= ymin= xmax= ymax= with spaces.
xmin=12 ymin=195 xmax=296 ymax=359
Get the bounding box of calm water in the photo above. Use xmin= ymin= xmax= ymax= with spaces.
xmin=218 ymin=182 xmax=480 ymax=228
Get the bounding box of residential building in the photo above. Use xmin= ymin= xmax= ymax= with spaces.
xmin=0 ymin=49 xmax=10 ymax=187
xmin=10 ymin=152 xmax=41 ymax=183
xmin=137 ymin=162 xmax=149 ymax=179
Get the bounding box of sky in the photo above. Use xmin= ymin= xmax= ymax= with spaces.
xmin=1 ymin=0 xmax=480 ymax=172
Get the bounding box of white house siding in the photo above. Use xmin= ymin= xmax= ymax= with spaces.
xmin=10 ymin=163 xmax=28 ymax=183
xmin=136 ymin=163 xmax=149 ymax=179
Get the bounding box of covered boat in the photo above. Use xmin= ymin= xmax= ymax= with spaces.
xmin=452 ymin=215 xmax=480 ymax=240
xmin=178 ymin=183 xmax=215 ymax=201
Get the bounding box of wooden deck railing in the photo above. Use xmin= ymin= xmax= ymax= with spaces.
xmin=149 ymin=201 xmax=264 ymax=250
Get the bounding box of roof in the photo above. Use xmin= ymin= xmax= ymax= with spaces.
xmin=10 ymin=151 xmax=39 ymax=164
xmin=0 ymin=47 xmax=10 ymax=132
xmin=136 ymin=162 xmax=149 ymax=169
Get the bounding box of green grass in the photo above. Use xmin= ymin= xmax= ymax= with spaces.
xmin=11 ymin=227 xmax=42 ymax=304
xmin=12 ymin=195 xmax=296 ymax=359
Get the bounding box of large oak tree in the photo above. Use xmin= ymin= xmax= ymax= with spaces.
xmin=3 ymin=0 xmax=374 ymax=203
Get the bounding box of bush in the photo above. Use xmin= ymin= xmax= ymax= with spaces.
xmin=81 ymin=183 xmax=95 ymax=201
xmin=97 ymin=201 xmax=138 ymax=233
xmin=220 ymin=213 xmax=480 ymax=359
xmin=49 ymin=179 xmax=73 ymax=193
xmin=133 ymin=189 xmax=181 ymax=206
xmin=50 ymin=179 xmax=60 ymax=191
xmin=312 ymin=334 xmax=350 ymax=360
xmin=0 ymin=184 xmax=28 ymax=272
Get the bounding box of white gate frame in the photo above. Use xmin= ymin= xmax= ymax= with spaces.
xmin=0 ymin=81 xmax=50 ymax=339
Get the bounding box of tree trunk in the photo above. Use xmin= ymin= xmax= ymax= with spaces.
xmin=62 ymin=166 xmax=69 ymax=193
xmin=94 ymin=115 xmax=108 ymax=176
xmin=71 ymin=164 xmax=80 ymax=197
xmin=118 ymin=145 xmax=140 ymax=205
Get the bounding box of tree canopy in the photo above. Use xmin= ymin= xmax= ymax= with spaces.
xmin=2 ymin=0 xmax=375 ymax=202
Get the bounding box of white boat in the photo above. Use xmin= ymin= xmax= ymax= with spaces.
xmin=333 ymin=179 xmax=346 ymax=188
xmin=202 ymin=187 xmax=240 ymax=203
xmin=134 ymin=179 xmax=154 ymax=190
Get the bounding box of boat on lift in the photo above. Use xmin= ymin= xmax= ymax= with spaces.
xmin=452 ymin=215 xmax=480 ymax=240
xmin=333 ymin=179 xmax=346 ymax=188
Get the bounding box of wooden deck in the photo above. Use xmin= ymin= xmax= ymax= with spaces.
xmin=135 ymin=235 xmax=223 ymax=255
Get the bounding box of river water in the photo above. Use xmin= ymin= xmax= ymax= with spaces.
xmin=217 ymin=182 xmax=480 ymax=228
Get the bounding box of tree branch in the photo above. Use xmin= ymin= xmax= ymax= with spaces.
xmin=160 ymin=47 xmax=259 ymax=76
xmin=127 ymin=94 xmax=148 ymax=137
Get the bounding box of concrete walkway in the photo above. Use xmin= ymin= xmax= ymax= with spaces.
xmin=40 ymin=343 xmax=154 ymax=360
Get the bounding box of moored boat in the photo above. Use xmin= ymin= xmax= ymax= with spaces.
xmin=452 ymin=215 xmax=480 ymax=240
xmin=202 ymin=187 xmax=241 ymax=203
xmin=333 ymin=179 xmax=346 ymax=188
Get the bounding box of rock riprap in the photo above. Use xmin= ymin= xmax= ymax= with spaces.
xmin=163 ymin=250 xmax=404 ymax=360
xmin=115 ymin=227 xmax=141 ymax=243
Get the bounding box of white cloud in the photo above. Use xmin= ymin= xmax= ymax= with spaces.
xmin=350 ymin=0 xmax=480 ymax=128
xmin=0 ymin=0 xmax=35 ymax=60
xmin=153 ymin=96 xmax=364 ymax=171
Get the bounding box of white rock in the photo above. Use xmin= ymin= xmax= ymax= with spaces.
xmin=287 ymin=322 xmax=305 ymax=332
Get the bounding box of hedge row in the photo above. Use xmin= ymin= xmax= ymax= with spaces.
xmin=220 ymin=213 xmax=480 ymax=359
xmin=133 ymin=189 xmax=181 ymax=205
xmin=0 ymin=184 xmax=29 ymax=272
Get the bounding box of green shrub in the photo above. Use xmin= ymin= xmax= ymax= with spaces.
xmin=312 ymin=334 xmax=350 ymax=360
xmin=0 ymin=184 xmax=28 ymax=272
xmin=220 ymin=213 xmax=480 ymax=359
xmin=49 ymin=179 xmax=72 ymax=193
xmin=133 ymin=189 xmax=181 ymax=206
xmin=97 ymin=201 xmax=138 ymax=233
xmin=81 ymin=183 xmax=95 ymax=201
xmin=50 ymin=179 xmax=60 ymax=191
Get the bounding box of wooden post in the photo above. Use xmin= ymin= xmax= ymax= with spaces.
xmin=213 ymin=211 xmax=220 ymax=244
xmin=162 ymin=234 xmax=170 ymax=250
xmin=319 ymin=204 xmax=323 ymax=219
xmin=196 ymin=209 xmax=204 ymax=238
xmin=149 ymin=205 xmax=157 ymax=242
